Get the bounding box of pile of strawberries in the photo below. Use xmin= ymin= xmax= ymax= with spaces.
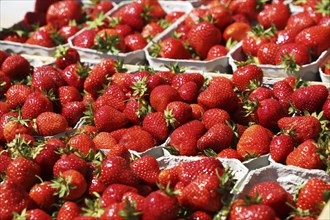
xmin=0 ymin=0 xmax=116 ymax=48
xmin=71 ymin=0 xmax=187 ymax=54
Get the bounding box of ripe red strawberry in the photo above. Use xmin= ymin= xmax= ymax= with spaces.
xmin=201 ymin=108 xmax=231 ymax=130
xmin=248 ymin=181 xmax=293 ymax=218
xmin=58 ymin=86 xmax=82 ymax=106
xmin=2 ymin=116 xmax=34 ymax=143
xmin=101 ymin=201 xmax=140 ymax=220
xmin=197 ymin=123 xmax=234 ymax=152
xmin=217 ymin=148 xmax=243 ymax=161
xmin=100 ymin=183 xmax=138 ymax=207
xmin=248 ymin=87 xmax=274 ymax=102
xmin=0 ymin=102 xmax=9 ymax=118
xmin=46 ymin=1 xmax=82 ymax=28
xmin=0 ymin=152 xmax=11 ymax=173
xmin=223 ymin=21 xmax=251 ymax=42
xmin=184 ymin=8 xmax=207 ymax=29
xmin=165 ymin=101 xmax=193 ymax=128
xmin=277 ymin=116 xmax=322 ymax=143
xmin=171 ymin=73 xmax=205 ymax=90
xmin=229 ymin=197 xmax=276 ymax=220
xmin=99 ymin=156 xmax=140 ymax=187
xmin=113 ymin=2 xmax=146 ymax=31
xmin=67 ymin=133 xmax=97 ymax=156
xmin=6 ymin=157 xmax=41 ymax=190
xmin=229 ymin=0 xmax=260 ymax=22
xmin=52 ymin=169 xmax=87 ymax=201
xmin=269 ymin=134 xmax=295 ymax=163
xmin=0 ymin=112 xmax=18 ymax=143
xmin=0 ymin=180 xmax=36 ymax=220
xmin=34 ymin=143 xmax=60 ymax=179
xmin=56 ymin=201 xmax=81 ymax=220
xmin=286 ymin=139 xmax=324 ymax=170
xmin=187 ymin=21 xmax=222 ymax=60
xmin=55 ymin=46 xmax=80 ymax=70
xmin=142 ymin=112 xmax=170 ymax=143
xmin=61 ymin=101 xmax=86 ymax=127
xmin=130 ymin=155 xmax=160 ymax=187
xmin=29 ymin=181 xmax=57 ymax=212
xmin=21 ymin=92 xmax=53 ymax=119
xmin=136 ymin=0 xmax=166 ymax=19
xmin=53 ymin=153 xmax=88 ymax=177
xmin=92 ymin=131 xmax=117 ymax=150
xmin=122 ymin=191 xmax=145 ymax=212
xmin=257 ymin=42 xmax=279 ymax=65
xmin=205 ymin=5 xmax=232 ymax=31
xmin=61 ymin=63 xmax=90 ymax=91
xmin=84 ymin=58 xmax=116 ymax=97
xmin=232 ymin=64 xmax=263 ymax=92
xmin=124 ymin=33 xmax=148 ymax=52
xmin=158 ymin=166 xmax=179 ymax=188
xmin=149 ymin=85 xmax=181 ymax=112
xmin=149 ymin=38 xmax=191 ymax=59
xmin=118 ymin=128 xmax=155 ymax=152
xmin=58 ymin=24 xmax=80 ymax=42
xmin=165 ymin=11 xmax=185 ymax=23
xmin=123 ymin=98 xmax=147 ymax=125
xmin=272 ymin=79 xmax=294 ymax=109
xmin=1 ymin=54 xmax=30 ymax=79
xmin=242 ymin=24 xmax=276 ymax=57
xmin=295 ymin=25 xmax=330 ymax=59
xmin=5 ymin=84 xmax=33 ymax=109
xmin=206 ymin=45 xmax=228 ymax=60
xmin=26 ymin=28 xmax=58 ymax=48
xmin=32 ymin=65 xmax=66 ymax=91
xmin=169 ymin=120 xmax=206 ymax=156
xmin=323 ymin=99 xmax=330 ymax=120
xmin=236 ymin=124 xmax=272 ymax=159
xmin=0 ymin=50 xmax=10 ymax=66
xmin=36 ymin=112 xmax=68 ymax=136
xmin=93 ymin=88 xmax=126 ymax=112
xmin=296 ymin=178 xmax=330 ymax=213
xmin=178 ymin=81 xmax=199 ymax=103
xmin=94 ymin=105 xmax=129 ymax=132
xmin=286 ymin=12 xmax=316 ymax=32
xmin=275 ymin=43 xmax=311 ymax=68
xmin=142 ymin=189 xmax=180 ymax=220
xmin=275 ymin=27 xmax=302 ymax=45
xmin=257 ymin=3 xmax=290 ymax=30
xmin=72 ymin=29 xmax=97 ymax=48
xmin=291 ymin=85 xmax=328 ymax=114
xmin=141 ymin=22 xmax=165 ymax=40
xmin=89 ymin=0 xmax=114 ymax=20
xmin=197 ymin=81 xmax=239 ymax=112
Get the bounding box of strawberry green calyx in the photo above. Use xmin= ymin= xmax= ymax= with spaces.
xmin=115 ymin=59 xmax=128 ymax=73
xmin=157 ymin=182 xmax=179 ymax=197
xmin=86 ymin=12 xmax=109 ymax=30
xmin=55 ymin=46 xmax=69 ymax=58
xmin=157 ymin=19 xmax=171 ymax=29
xmin=164 ymin=108 xmax=177 ymax=128
xmin=148 ymin=41 xmax=161 ymax=58
xmin=81 ymin=192 xmax=105 ymax=218
xmin=234 ymin=54 xmax=257 ymax=68
xmin=279 ymin=51 xmax=301 ymax=75
xmin=52 ymin=174 xmax=76 ymax=198
xmin=135 ymin=99 xmax=152 ymax=119
xmin=249 ymin=24 xmax=276 ymax=38
xmin=12 ymin=208 xmax=29 ymax=220
xmin=131 ymin=76 xmax=148 ymax=98
xmin=164 ymin=63 xmax=187 ymax=74
xmin=92 ymin=32 xmax=122 ymax=54
xmin=203 ymin=148 xmax=218 ymax=157
xmin=76 ymin=62 xmax=91 ymax=80
xmin=118 ymin=199 xmax=141 ymax=220
xmin=141 ymin=5 xmax=153 ymax=23
xmin=6 ymin=134 xmax=35 ymax=159
xmin=315 ymin=0 xmax=330 ymax=16
xmin=81 ymin=101 xmax=95 ymax=126
xmin=50 ymin=29 xmax=66 ymax=46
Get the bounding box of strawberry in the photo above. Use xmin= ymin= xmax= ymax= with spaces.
xmin=0 ymin=112 xmax=18 ymax=143
xmin=56 ymin=201 xmax=81 ymax=220
xmin=205 ymin=5 xmax=232 ymax=31
xmin=53 ymin=153 xmax=88 ymax=177
xmin=123 ymin=98 xmax=148 ymax=125
xmin=58 ymin=24 xmax=80 ymax=42
xmin=2 ymin=115 xmax=34 ymax=143
xmin=58 ymin=85 xmax=82 ymax=105
xmin=36 ymin=112 xmax=68 ymax=136
xmin=89 ymin=0 xmax=114 ymax=20
xmin=142 ymin=112 xmax=170 ymax=143
xmin=217 ymin=148 xmax=243 ymax=161
xmin=273 ymin=78 xmax=294 ymax=108
xmin=118 ymin=128 xmax=155 ymax=152
xmin=165 ymin=11 xmax=185 ymax=23
xmin=229 ymin=0 xmax=261 ymax=22
xmin=158 ymin=167 xmax=179 ymax=188
xmin=257 ymin=3 xmax=290 ymax=30
xmin=0 ymin=102 xmax=9 ymax=118
xmin=291 ymin=85 xmax=328 ymax=114
xmin=248 ymin=87 xmax=274 ymax=102
xmin=122 ymin=191 xmax=145 ymax=212
xmin=0 ymin=152 xmax=11 ymax=173
xmin=286 ymin=139 xmax=324 ymax=170
xmin=257 ymin=42 xmax=279 ymax=65
xmin=61 ymin=101 xmax=86 ymax=127
xmin=277 ymin=116 xmax=322 ymax=143
xmin=25 ymin=28 xmax=58 ymax=48
xmin=295 ymin=25 xmax=330 ymax=59
xmin=223 ymin=21 xmax=251 ymax=42
xmin=52 ymin=169 xmax=87 ymax=201
xmin=232 ymin=64 xmax=263 ymax=92
xmin=149 ymin=85 xmax=181 ymax=112
xmin=197 ymin=81 xmax=239 ymax=112
xmin=171 ymin=73 xmax=205 ymax=90
xmin=100 ymin=183 xmax=138 ymax=207
xmin=197 ymin=123 xmax=234 ymax=152
xmin=187 ymin=211 xmax=213 ymax=220
xmin=34 ymin=143 xmax=60 ymax=179
xmin=169 ymin=120 xmax=206 ymax=156
xmin=178 ymin=81 xmax=199 ymax=103
xmin=187 ymin=21 xmax=222 ymax=60
xmin=55 ymin=46 xmax=80 ymax=70
xmin=275 ymin=27 xmax=302 ymax=45
xmin=94 ymin=105 xmax=129 ymax=132
xmin=99 ymin=156 xmax=140 ymax=187
xmin=93 ymin=28 xmax=126 ymax=53
xmin=184 ymin=8 xmax=207 ymax=29
xmin=61 ymin=63 xmax=90 ymax=91
xmin=136 ymin=0 xmax=166 ymax=19
xmin=32 ymin=65 xmax=66 ymax=90
xmin=242 ymin=24 xmax=276 ymax=57
xmin=113 ymin=2 xmax=146 ymax=32
xmin=130 ymin=155 xmax=160 ymax=187
xmin=1 ymin=54 xmax=30 ymax=79
xmin=72 ymin=29 xmax=97 ymax=48
xmin=46 ymin=1 xmax=82 ymax=28
xmin=149 ymin=38 xmax=191 ymax=59
xmin=93 ymin=87 xmax=126 ymax=112
xmin=67 ymin=133 xmax=97 ymax=156
xmin=92 ymin=132 xmax=117 ymax=150
xmin=141 ymin=22 xmax=165 ymax=40
xmin=201 ymin=108 xmax=231 ymax=130
xmin=269 ymin=134 xmax=295 ymax=163
xmin=6 ymin=84 xmax=32 ymax=109
xmin=286 ymin=12 xmax=316 ymax=32
xmin=248 ymin=181 xmax=293 ymax=218
xmin=124 ymin=33 xmax=148 ymax=52
xmin=236 ymin=124 xmax=272 ymax=159
xmin=229 ymin=197 xmax=276 ymax=220
xmin=6 ymin=157 xmax=41 ymax=190
xmin=142 ymin=188 xmax=180 ymax=220
xmin=296 ymin=178 xmax=330 ymax=213
xmin=0 ymin=50 xmax=10 ymax=66
xmin=0 ymin=180 xmax=36 ymax=220
xmin=29 ymin=181 xmax=57 ymax=212
xmin=165 ymin=101 xmax=193 ymax=128
xmin=21 ymin=92 xmax=53 ymax=119
xmin=323 ymin=99 xmax=330 ymax=120
xmin=206 ymin=45 xmax=228 ymax=61
xmin=275 ymin=43 xmax=311 ymax=70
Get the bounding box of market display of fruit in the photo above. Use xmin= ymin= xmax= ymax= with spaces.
xmin=0 ymin=0 xmax=330 ymax=220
